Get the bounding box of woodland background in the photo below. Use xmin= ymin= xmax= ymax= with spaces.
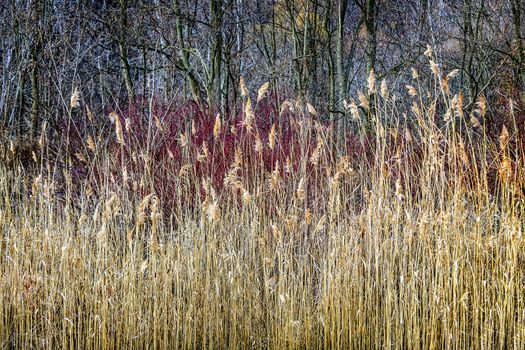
xmin=0 ymin=0 xmax=524 ymax=142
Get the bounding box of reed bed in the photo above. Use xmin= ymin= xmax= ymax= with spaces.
xmin=1 ymin=64 xmax=525 ymax=349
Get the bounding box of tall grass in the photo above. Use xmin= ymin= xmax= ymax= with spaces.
xmin=1 ymin=64 xmax=525 ymax=349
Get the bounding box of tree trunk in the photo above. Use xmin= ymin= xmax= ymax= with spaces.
xmin=336 ymin=0 xmax=349 ymax=138
xmin=364 ymin=0 xmax=377 ymax=78
xmin=29 ymin=0 xmax=41 ymax=141
xmin=119 ymin=0 xmax=134 ymax=102
xmin=209 ymin=0 xmax=223 ymax=107
xmin=173 ymin=0 xmax=204 ymax=104
xmin=511 ymin=0 xmax=524 ymax=87
xmin=363 ymin=0 xmax=377 ymax=132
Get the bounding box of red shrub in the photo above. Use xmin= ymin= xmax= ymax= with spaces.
xmin=93 ymin=95 xmax=341 ymax=213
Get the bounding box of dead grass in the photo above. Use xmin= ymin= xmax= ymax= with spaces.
xmin=1 ymin=69 xmax=525 ymax=349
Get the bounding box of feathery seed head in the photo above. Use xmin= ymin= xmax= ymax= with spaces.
xmin=257 ymin=81 xmax=270 ymax=102
xmin=368 ymin=68 xmax=376 ymax=92
xmin=213 ymin=113 xmax=221 ymax=140
xmin=70 ymin=87 xmax=80 ymax=109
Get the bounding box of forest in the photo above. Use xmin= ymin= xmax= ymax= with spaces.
xmin=1 ymin=0 xmax=525 ymax=348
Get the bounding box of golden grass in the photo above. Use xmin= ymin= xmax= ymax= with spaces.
xmin=1 ymin=76 xmax=525 ymax=349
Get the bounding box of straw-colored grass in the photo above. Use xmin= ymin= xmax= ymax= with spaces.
xmin=1 ymin=68 xmax=525 ymax=349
